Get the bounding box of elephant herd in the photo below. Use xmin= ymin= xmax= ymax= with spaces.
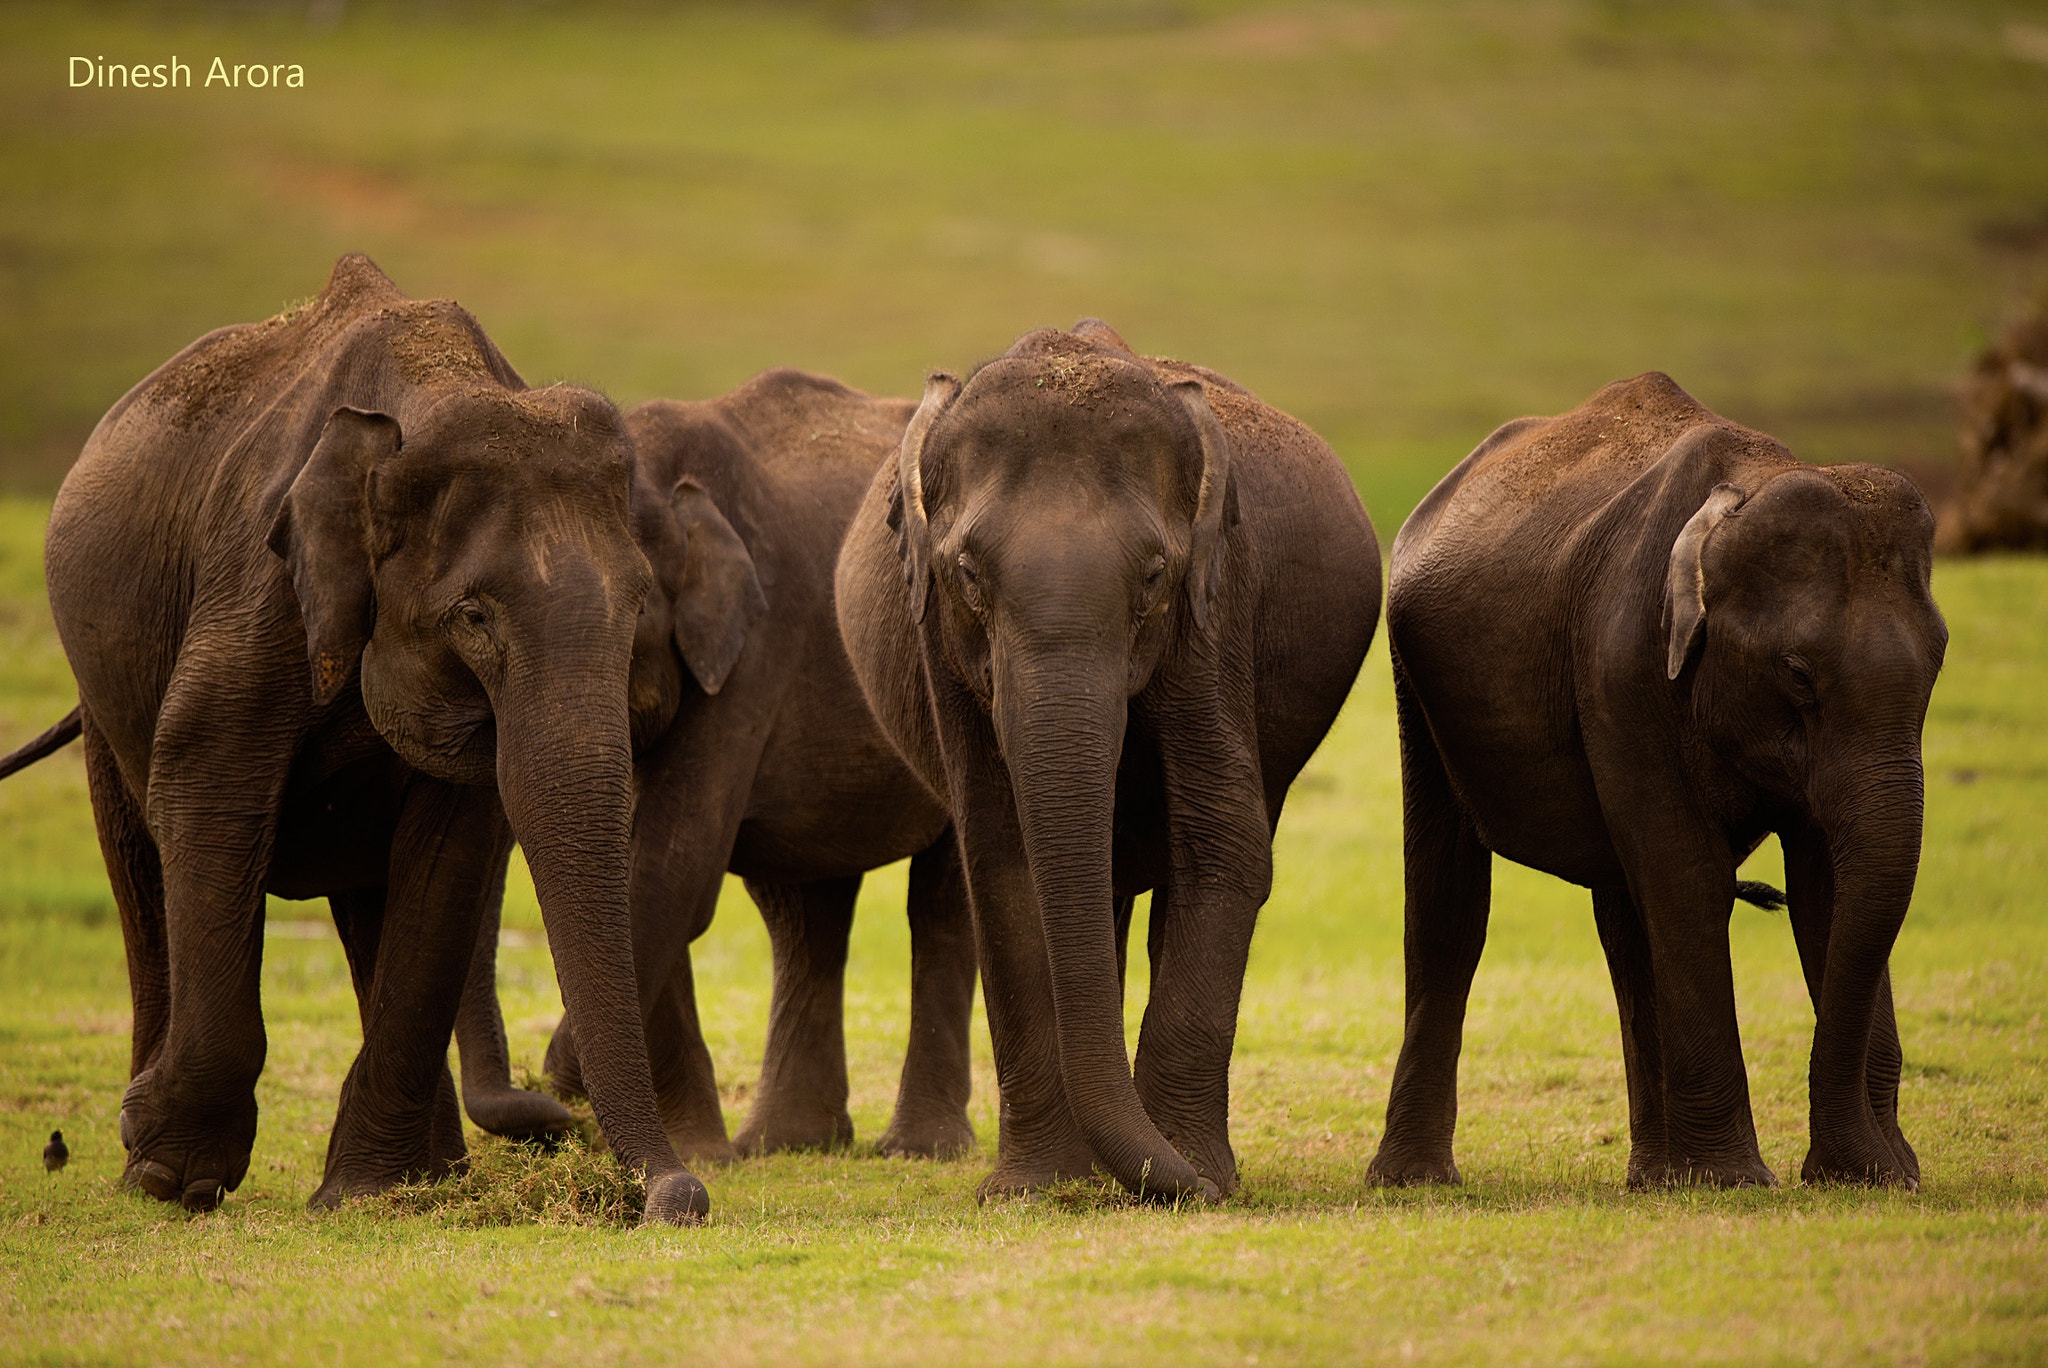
xmin=0 ymin=255 xmax=1942 ymax=1225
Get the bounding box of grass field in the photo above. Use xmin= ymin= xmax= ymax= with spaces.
xmin=3 ymin=1 xmax=2047 ymax=1363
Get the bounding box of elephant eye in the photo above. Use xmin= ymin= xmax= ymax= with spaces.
xmin=1139 ymin=555 xmax=1168 ymax=610
xmin=1781 ymin=653 xmax=1816 ymax=705
xmin=451 ymin=598 xmax=492 ymax=630
xmin=955 ymin=552 xmax=984 ymax=607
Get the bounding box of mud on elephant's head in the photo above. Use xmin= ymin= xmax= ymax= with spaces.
xmin=893 ymin=322 xmax=1235 ymax=718
xmin=267 ymin=384 xmax=652 ymax=786
xmin=1663 ymin=457 xmax=1948 ymax=807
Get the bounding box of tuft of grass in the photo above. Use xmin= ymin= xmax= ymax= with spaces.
xmin=369 ymin=1132 xmax=646 ymax=1229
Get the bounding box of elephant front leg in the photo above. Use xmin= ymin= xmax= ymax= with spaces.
xmin=451 ymin=856 xmax=575 ymax=1141
xmin=1603 ymin=839 xmax=1773 ymax=1186
xmin=330 ymin=885 xmax=464 ymax=1172
xmin=1131 ymin=875 xmax=1264 ymax=1196
xmin=647 ymin=948 xmax=736 ymax=1163
xmin=1370 ymin=668 xmax=1492 ymax=1187
xmin=312 ymin=781 xmax=507 ymax=1207
xmin=1590 ymin=884 xmax=1672 ymax=1186
xmin=877 ymin=833 xmax=977 ymax=1159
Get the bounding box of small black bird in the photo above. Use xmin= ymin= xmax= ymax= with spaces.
xmin=43 ymin=1130 xmax=68 ymax=1173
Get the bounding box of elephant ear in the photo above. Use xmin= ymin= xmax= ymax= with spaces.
xmin=267 ymin=406 xmax=402 ymax=705
xmin=1167 ymin=378 xmax=1234 ymax=634
xmin=896 ymin=370 xmax=961 ymax=625
xmin=1664 ymin=483 xmax=1747 ymax=681
xmin=667 ymin=477 xmax=766 ymax=695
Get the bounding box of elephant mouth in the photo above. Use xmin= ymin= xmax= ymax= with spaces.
xmin=377 ymin=709 xmax=498 ymax=786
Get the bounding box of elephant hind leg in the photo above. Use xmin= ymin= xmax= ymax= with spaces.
xmin=1591 ymin=884 xmax=1671 ymax=1186
xmin=878 ymin=833 xmax=977 ymax=1160
xmin=82 ymin=714 xmax=169 ymax=1083
xmin=735 ymin=876 xmax=860 ymax=1155
xmin=1369 ymin=659 xmax=1492 ymax=1187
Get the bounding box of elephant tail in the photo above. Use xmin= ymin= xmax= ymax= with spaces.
xmin=0 ymin=706 xmax=83 ymax=781
xmin=1735 ymin=879 xmax=1787 ymax=912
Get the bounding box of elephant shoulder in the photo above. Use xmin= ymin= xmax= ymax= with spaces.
xmin=715 ymin=368 xmax=917 ymax=480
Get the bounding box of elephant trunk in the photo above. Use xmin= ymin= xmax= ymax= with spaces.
xmin=994 ymin=645 xmax=1213 ymax=1201
xmin=494 ymin=662 xmax=707 ymax=1223
xmin=1806 ymin=750 xmax=1924 ymax=1183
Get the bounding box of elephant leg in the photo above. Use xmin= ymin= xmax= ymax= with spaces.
xmin=121 ymin=684 xmax=295 ymax=1213
xmin=646 ymin=947 xmax=735 ymax=1163
xmin=451 ymin=853 xmax=574 ymax=1140
xmin=311 ymin=780 xmax=505 ymax=1207
xmin=878 ymin=832 xmax=977 ymax=1159
xmin=1132 ymin=871 xmax=1262 ymax=1195
xmin=1784 ymin=825 xmax=1917 ymax=1184
xmin=736 ymin=875 xmax=861 ymax=1154
xmin=1370 ymin=663 xmax=1492 ymax=1186
xmin=1599 ymin=852 xmax=1770 ymax=1186
xmin=82 ymin=714 xmax=169 ymax=1084
xmin=1591 ymin=884 xmax=1671 ymax=1186
xmin=329 ymin=887 xmax=467 ymax=1176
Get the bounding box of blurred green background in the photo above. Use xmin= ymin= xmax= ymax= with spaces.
xmin=7 ymin=0 xmax=2048 ymax=530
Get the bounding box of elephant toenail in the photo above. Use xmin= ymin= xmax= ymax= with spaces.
xmin=126 ymin=1159 xmax=181 ymax=1203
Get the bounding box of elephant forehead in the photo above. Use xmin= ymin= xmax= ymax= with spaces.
xmin=947 ymin=371 xmax=1189 ymax=488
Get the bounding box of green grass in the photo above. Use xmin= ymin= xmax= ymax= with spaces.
xmin=3 ymin=1 xmax=2046 ymax=1361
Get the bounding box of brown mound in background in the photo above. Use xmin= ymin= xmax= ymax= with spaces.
xmin=1939 ymin=293 xmax=2048 ymax=554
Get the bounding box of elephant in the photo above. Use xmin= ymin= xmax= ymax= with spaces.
xmin=31 ymin=254 xmax=704 ymax=1221
xmin=1367 ymin=372 xmax=1944 ymax=1191
xmin=453 ymin=368 xmax=978 ymax=1162
xmin=836 ymin=321 xmax=1382 ymax=1201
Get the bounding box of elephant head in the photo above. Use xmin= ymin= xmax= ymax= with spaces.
xmin=892 ymin=327 xmax=1235 ymax=1200
xmin=1663 ymin=460 xmax=1946 ymax=1183
xmin=267 ymin=385 xmax=707 ymax=1221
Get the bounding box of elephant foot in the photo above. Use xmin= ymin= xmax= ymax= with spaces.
xmin=733 ymin=1105 xmax=854 ymax=1156
xmin=308 ymin=1153 xmax=467 ymax=1210
xmin=669 ymin=1130 xmax=739 ymax=1166
xmin=975 ymin=1140 xmax=1100 ymax=1201
xmin=1876 ymin=1108 xmax=1922 ymax=1186
xmin=1154 ymin=1125 xmax=1238 ymax=1198
xmin=1662 ymin=1152 xmax=1778 ymax=1188
xmin=1366 ymin=1143 xmax=1461 ymax=1187
xmin=463 ymin=1085 xmax=576 ymax=1141
xmin=118 ymin=1079 xmax=258 ymax=1214
xmin=641 ymin=1168 xmax=711 ymax=1226
xmin=875 ymin=1108 xmax=975 ymax=1160
xmin=1800 ymin=1129 xmax=1918 ymax=1189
